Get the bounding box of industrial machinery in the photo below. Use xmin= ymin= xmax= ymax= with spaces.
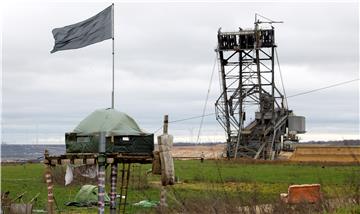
xmin=215 ymin=16 xmax=305 ymax=159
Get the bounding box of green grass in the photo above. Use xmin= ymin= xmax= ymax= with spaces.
xmin=1 ymin=160 xmax=359 ymax=213
xmin=174 ymin=160 xmax=357 ymax=184
xmin=332 ymin=205 xmax=360 ymax=214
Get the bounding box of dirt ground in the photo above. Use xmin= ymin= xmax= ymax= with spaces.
xmin=171 ymin=144 xmax=360 ymax=163
xmin=171 ymin=144 xmax=299 ymax=160
xmin=290 ymin=145 xmax=360 ymax=163
xmin=172 ymin=144 xmax=225 ymax=159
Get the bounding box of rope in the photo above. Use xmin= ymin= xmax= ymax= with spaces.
xmin=287 ymin=78 xmax=359 ymax=98
xmin=196 ymin=55 xmax=217 ymax=144
xmin=255 ymin=13 xmax=275 ymax=23
xmin=275 ymin=47 xmax=288 ymax=109
xmin=154 ymin=75 xmax=360 ymax=136
xmin=153 ymin=113 xmax=216 ymax=134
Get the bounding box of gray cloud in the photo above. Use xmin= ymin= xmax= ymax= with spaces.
xmin=2 ymin=2 xmax=359 ymax=144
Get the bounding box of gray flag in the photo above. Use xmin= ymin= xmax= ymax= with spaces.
xmin=51 ymin=5 xmax=112 ymax=53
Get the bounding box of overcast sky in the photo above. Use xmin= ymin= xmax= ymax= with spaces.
xmin=1 ymin=1 xmax=359 ymax=144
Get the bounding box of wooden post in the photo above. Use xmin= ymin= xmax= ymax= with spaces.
xmin=98 ymin=132 xmax=106 ymax=214
xmin=98 ymin=163 xmax=106 ymax=214
xmin=160 ymin=185 xmax=167 ymax=211
xmin=45 ymin=167 xmax=54 ymax=214
xmin=110 ymin=162 xmax=118 ymax=214
xmin=163 ymin=115 xmax=168 ymax=134
xmin=44 ymin=149 xmax=55 ymax=214
xmin=160 ymin=115 xmax=169 ymax=211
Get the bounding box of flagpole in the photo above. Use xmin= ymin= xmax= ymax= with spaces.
xmin=111 ymin=3 xmax=115 ymax=109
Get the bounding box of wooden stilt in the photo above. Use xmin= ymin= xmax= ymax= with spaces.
xmin=110 ymin=162 xmax=118 ymax=214
xmin=118 ymin=163 xmax=131 ymax=214
xmin=98 ymin=132 xmax=107 ymax=214
xmin=42 ymin=142 xmax=153 ymax=214
xmin=160 ymin=185 xmax=168 ymax=211
xmin=45 ymin=166 xmax=55 ymax=214
xmin=98 ymin=162 xmax=106 ymax=214
xmin=158 ymin=115 xmax=174 ymax=212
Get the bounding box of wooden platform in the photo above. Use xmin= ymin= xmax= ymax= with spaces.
xmin=44 ymin=152 xmax=153 ymax=166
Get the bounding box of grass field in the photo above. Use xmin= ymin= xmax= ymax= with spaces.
xmin=1 ymin=160 xmax=360 ymax=213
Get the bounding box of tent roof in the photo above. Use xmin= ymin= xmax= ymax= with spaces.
xmin=73 ymin=108 xmax=148 ymax=136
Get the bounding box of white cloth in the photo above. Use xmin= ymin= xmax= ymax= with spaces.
xmin=65 ymin=164 xmax=74 ymax=186
xmin=65 ymin=164 xmax=98 ymax=186
xmin=77 ymin=164 xmax=98 ymax=178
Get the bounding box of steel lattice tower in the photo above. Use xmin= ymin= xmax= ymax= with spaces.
xmin=215 ymin=18 xmax=303 ymax=160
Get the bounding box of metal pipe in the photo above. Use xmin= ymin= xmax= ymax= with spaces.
xmin=111 ymin=3 xmax=115 ymax=109
xmin=234 ymin=50 xmax=243 ymax=159
xmin=99 ymin=132 xmax=106 ymax=153
xmin=218 ymin=50 xmax=232 ymax=148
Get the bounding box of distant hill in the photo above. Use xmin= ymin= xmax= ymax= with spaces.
xmin=300 ymin=139 xmax=360 ymax=146
xmin=173 ymin=140 xmax=360 ymax=146
xmin=173 ymin=142 xmax=224 ymax=147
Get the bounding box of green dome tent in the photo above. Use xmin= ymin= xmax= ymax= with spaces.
xmin=65 ymin=108 xmax=154 ymax=154
xmin=66 ymin=185 xmax=110 ymax=207
xmin=74 ymin=108 xmax=147 ymax=136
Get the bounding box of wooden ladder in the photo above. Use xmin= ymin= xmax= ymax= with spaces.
xmin=118 ymin=163 xmax=131 ymax=214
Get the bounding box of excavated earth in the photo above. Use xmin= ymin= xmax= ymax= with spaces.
xmin=171 ymin=144 xmax=360 ymax=163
